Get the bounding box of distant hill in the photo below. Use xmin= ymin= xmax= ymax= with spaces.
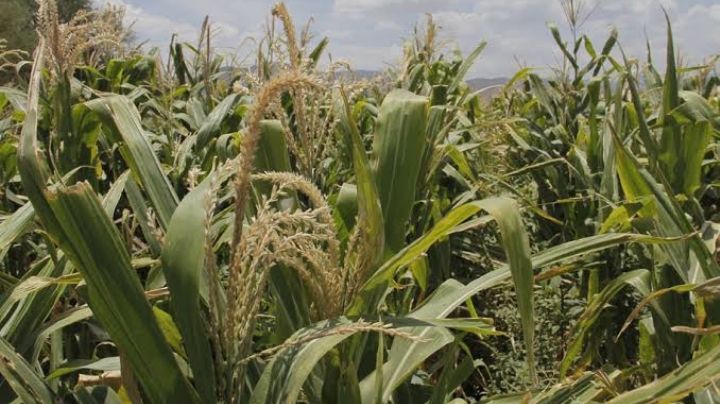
xmin=350 ymin=69 xmax=381 ymax=79
xmin=340 ymin=70 xmax=508 ymax=90
xmin=466 ymin=77 xmax=507 ymax=90
xmin=467 ymin=77 xmax=508 ymax=100
xmin=219 ymin=66 xmax=508 ymax=97
xmin=333 ymin=69 xmax=509 ymax=90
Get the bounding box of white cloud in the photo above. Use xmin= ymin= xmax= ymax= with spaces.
xmin=430 ymin=0 xmax=720 ymax=76
xmin=333 ymin=0 xmax=448 ymax=14
xmin=96 ymin=0 xmax=720 ymax=78
xmin=673 ymin=4 xmax=720 ymax=60
xmin=100 ymin=0 xmax=198 ymax=42
xmin=326 ymin=44 xmax=405 ymax=70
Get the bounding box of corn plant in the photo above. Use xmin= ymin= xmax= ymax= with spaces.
xmin=1 ymin=1 xmax=720 ymax=403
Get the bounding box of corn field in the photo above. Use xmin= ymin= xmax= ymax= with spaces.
xmin=1 ymin=1 xmax=720 ymax=403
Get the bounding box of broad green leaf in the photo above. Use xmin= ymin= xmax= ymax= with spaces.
xmin=657 ymin=12 xmax=682 ymax=192
xmin=47 ymin=357 xmax=120 ymax=380
xmin=250 ymin=317 xmax=385 ymax=404
xmin=608 ymin=341 xmax=720 ymax=403
xmin=31 ymin=307 xmax=93 ymax=364
xmin=0 ymin=257 xmax=70 ymax=363
xmin=73 ymin=385 xmax=123 ymax=404
xmin=449 ymin=41 xmax=487 ymax=94
xmin=614 ymin=129 xmax=720 ymax=280
xmin=38 ymin=183 xmax=199 ymax=402
xmin=308 ymin=37 xmax=329 ymax=67
xmin=478 ymin=197 xmax=535 ymax=382
xmin=673 ymin=91 xmax=718 ymax=124
xmin=359 ymin=280 xmax=460 ymax=403
xmin=337 ymin=88 xmax=384 ymax=274
xmin=623 ymin=56 xmax=659 ymax=162
xmin=17 ymin=47 xmax=199 ymax=404
xmin=196 ymin=93 xmax=240 ymax=148
xmin=84 ymin=96 xmax=179 ymax=229
xmin=335 ymin=183 xmax=359 ymax=232
xmin=254 ymin=119 xmax=312 ymax=341
xmin=678 ymin=122 xmax=711 ymax=196
xmin=253 ymin=119 xmax=293 ymax=205
xmin=486 ymin=370 xmax=621 ymax=403
xmin=356 ymin=197 xmax=535 ymax=379
xmin=359 ymin=196 xmax=536 ymax=399
xmin=7 ymin=273 xmax=81 ymax=304
xmin=0 ymin=169 xmax=126 ymax=261
xmin=0 ymin=336 xmax=53 ymax=404
xmin=0 ymin=203 xmax=34 ymax=259
xmin=373 ymin=89 xmax=428 ymax=253
xmin=0 ymin=86 xmax=27 ymax=113
xmin=428 ymin=352 xmax=477 ymax=404
xmin=548 ymin=23 xmax=577 ymax=70
xmin=560 ymin=269 xmax=651 ymax=377
xmin=152 ymin=306 xmax=187 ymax=360
xmin=125 ymin=178 xmax=163 ymax=259
xmin=162 ymin=174 xmax=217 ymax=402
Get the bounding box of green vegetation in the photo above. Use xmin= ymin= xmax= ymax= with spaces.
xmin=1 ymin=0 xmax=720 ymax=402
xmin=0 ymin=0 xmax=91 ymax=52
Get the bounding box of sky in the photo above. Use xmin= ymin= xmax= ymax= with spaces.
xmin=97 ymin=0 xmax=720 ymax=78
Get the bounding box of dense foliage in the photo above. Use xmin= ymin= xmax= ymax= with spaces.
xmin=1 ymin=1 xmax=720 ymax=403
xmin=0 ymin=0 xmax=91 ymax=53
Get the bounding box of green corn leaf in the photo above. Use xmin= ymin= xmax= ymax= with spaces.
xmin=428 ymin=351 xmax=477 ymax=404
xmin=0 ymin=203 xmax=34 ymax=259
xmin=0 ymin=86 xmax=27 ymax=113
xmin=125 ymin=178 xmax=163 ymax=259
xmin=678 ymin=122 xmax=711 ymax=197
xmin=17 ymin=46 xmax=199 ymax=404
xmin=84 ymin=96 xmax=179 ymax=229
xmin=250 ymin=317 xmax=398 ymax=404
xmin=448 ymin=41 xmax=487 ymax=94
xmin=486 ymin=370 xmax=621 ymax=403
xmin=0 ymin=336 xmax=54 ymax=404
xmin=373 ymin=89 xmax=428 ymax=254
xmin=254 ymin=119 xmax=313 ymax=340
xmin=591 ymin=28 xmax=618 ymax=76
xmin=308 ymin=37 xmax=329 ymax=67
xmin=614 ymin=129 xmax=720 ymax=281
xmin=608 ymin=340 xmax=720 ymax=403
xmin=357 ymin=197 xmax=534 ymax=382
xmin=548 ymin=23 xmax=578 ymax=70
xmin=161 ymin=174 xmax=217 ymax=402
xmin=560 ymin=269 xmax=652 ymax=377
xmin=253 ymin=120 xmax=294 ymax=202
xmin=36 ymin=183 xmax=199 ymax=403
xmin=673 ymin=91 xmax=719 ymax=124
xmin=335 ymin=183 xmax=359 ymax=232
xmin=478 ymin=197 xmax=535 ymax=383
xmin=1 ymin=168 xmax=129 ymax=371
xmin=337 ymin=88 xmax=385 ymax=272
xmin=196 ymin=93 xmax=240 ymax=149
xmin=358 ymin=233 xmax=661 ymax=402
xmin=358 ymin=280 xmax=461 ymax=403
xmin=353 ymin=228 xmax=676 ymax=402
xmin=47 ymin=357 xmax=120 ymax=380
xmin=623 ymin=56 xmax=659 ymax=164
xmin=657 ymin=10 xmax=682 ymax=191
xmin=73 ymin=385 xmax=123 ymax=404
xmin=31 ymin=307 xmax=93 ymax=364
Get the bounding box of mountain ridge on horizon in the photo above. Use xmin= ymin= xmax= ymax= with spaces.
xmin=344 ymin=69 xmax=508 ymax=90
